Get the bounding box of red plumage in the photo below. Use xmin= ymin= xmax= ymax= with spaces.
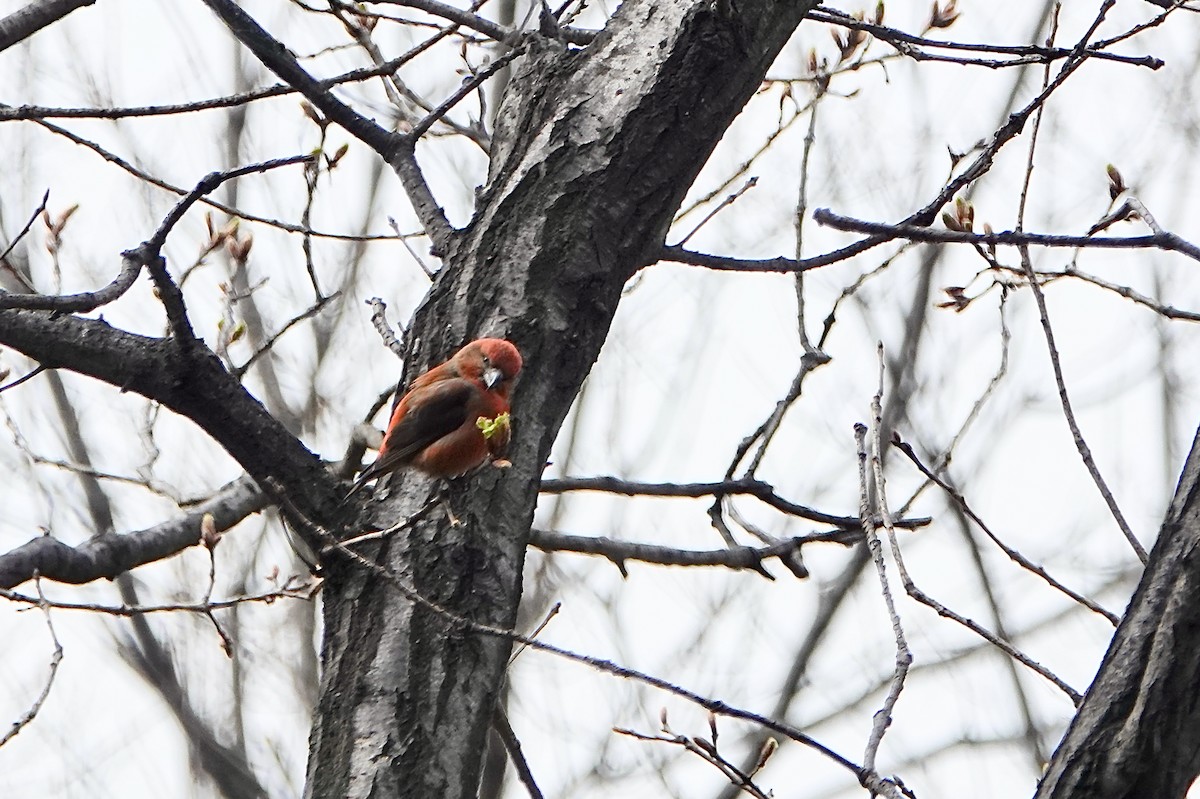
xmin=347 ymin=338 xmax=523 ymax=496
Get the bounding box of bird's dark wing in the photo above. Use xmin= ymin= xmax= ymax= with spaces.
xmin=347 ymin=379 xmax=474 ymax=496
xmin=381 ymin=379 xmax=474 ymax=463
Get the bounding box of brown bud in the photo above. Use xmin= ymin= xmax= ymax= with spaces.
xmin=752 ymin=737 xmax=778 ymax=774
xmin=201 ymin=513 xmax=220 ymax=550
xmin=928 ymin=0 xmax=960 ymax=29
xmin=1106 ymin=164 xmax=1126 ymax=200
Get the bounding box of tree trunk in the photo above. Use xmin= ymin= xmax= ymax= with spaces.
xmin=304 ymin=2 xmax=818 ymax=796
xmin=1036 ymin=422 xmax=1200 ymax=798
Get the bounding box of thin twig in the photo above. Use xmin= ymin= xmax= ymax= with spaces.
xmin=0 ymin=364 xmax=47 ymax=394
xmin=0 ymin=576 xmax=63 ymax=748
xmin=148 ymin=155 xmax=314 ymax=254
xmin=366 ymin=297 xmax=408 ymax=357
xmin=856 ymin=348 xmax=911 ymax=776
xmin=201 ymin=536 xmax=235 ymax=657
xmin=861 ymin=442 xmax=1084 ymax=703
xmin=509 ymin=601 xmax=560 ymax=666
xmin=0 ymin=189 xmax=47 ymax=291
xmin=614 ymin=721 xmax=773 ymax=799
xmin=808 ymin=7 xmax=1161 ymax=70
xmin=493 ymin=708 xmax=545 ymax=799
xmin=407 ymin=46 xmax=525 ymax=140
xmin=1017 ymin=246 xmax=1147 ymax=564
xmin=892 ymin=436 xmax=1119 ymax=625
xmin=0 ymin=582 xmax=315 ymax=617
xmin=672 ymin=177 xmax=758 ymax=248
xmin=233 ymin=293 xmax=339 ymax=379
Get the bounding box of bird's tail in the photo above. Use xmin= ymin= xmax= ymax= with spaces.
xmin=342 ymin=464 xmax=378 ymax=502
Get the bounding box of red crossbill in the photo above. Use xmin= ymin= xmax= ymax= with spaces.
xmin=347 ymin=338 xmax=522 ymax=496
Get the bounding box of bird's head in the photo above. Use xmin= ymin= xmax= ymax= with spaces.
xmin=461 ymin=338 xmax=523 ymax=393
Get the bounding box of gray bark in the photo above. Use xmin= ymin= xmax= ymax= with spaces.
xmin=1036 ymin=423 xmax=1200 ymax=798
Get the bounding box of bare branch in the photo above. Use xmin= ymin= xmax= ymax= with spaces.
xmin=388 ymin=136 xmax=455 ymax=254
xmin=200 ymin=0 xmax=398 ymax=156
xmin=809 ymin=7 xmax=1163 ymax=70
xmin=892 ymin=436 xmax=1120 ymax=625
xmin=151 ymin=155 xmax=314 ymax=255
xmin=0 ymin=364 xmax=46 ymax=394
xmin=814 ymin=208 xmax=1200 ymax=263
xmin=199 ymin=0 xmax=456 ymax=250
xmin=0 ymin=189 xmax=47 ymax=291
xmin=855 ymin=356 xmax=911 ymax=775
xmin=614 ymin=720 xmax=773 ymax=799
xmin=233 ymin=293 xmax=339 ymax=379
xmin=0 ymin=155 xmax=312 ymax=315
xmin=365 ymin=296 xmax=408 ymax=358
xmin=281 ymin=500 xmax=894 ymax=792
xmin=372 ymin=0 xmax=518 ymax=43
xmin=0 ymin=9 xmax=466 ymax=124
xmin=1019 ymin=246 xmax=1147 ymax=563
xmin=529 ymin=528 xmax=852 ymax=578
xmin=0 ymin=0 xmax=95 ymax=53
xmin=0 ymin=255 xmax=141 ymax=311
xmin=408 ymin=46 xmax=525 ymax=140
xmin=658 ymin=244 xmax=833 ymax=273
xmin=0 ymin=475 xmax=268 ymax=589
xmin=0 ymin=578 xmax=63 ymax=747
xmin=0 ymin=578 xmax=316 ymax=617
xmin=28 ymin=116 xmax=406 ymax=242
xmin=492 ymin=709 xmax=545 ymax=799
xmin=538 ymin=475 xmax=930 ymax=531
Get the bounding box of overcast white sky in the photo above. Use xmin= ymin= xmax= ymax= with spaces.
xmin=2 ymin=1 xmax=1199 ymax=797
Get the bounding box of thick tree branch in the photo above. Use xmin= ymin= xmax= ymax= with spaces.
xmin=0 ymin=310 xmax=340 ymax=521
xmin=658 ymin=244 xmax=825 ymax=273
xmin=0 ymin=475 xmax=267 ymax=589
xmin=388 ymin=137 xmax=455 ymax=254
xmin=200 ymin=0 xmax=397 ymax=156
xmin=0 ymin=256 xmax=141 ymax=311
xmin=0 ymin=0 xmax=95 ymax=53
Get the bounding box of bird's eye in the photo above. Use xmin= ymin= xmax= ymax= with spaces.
xmin=482 ymin=356 xmax=491 ymax=366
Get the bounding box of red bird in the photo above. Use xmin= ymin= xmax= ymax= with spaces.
xmin=347 ymin=338 xmax=523 ymax=496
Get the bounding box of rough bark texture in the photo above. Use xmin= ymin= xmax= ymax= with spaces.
xmin=1036 ymin=423 xmax=1200 ymax=799
xmin=304 ymin=2 xmax=818 ymax=797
